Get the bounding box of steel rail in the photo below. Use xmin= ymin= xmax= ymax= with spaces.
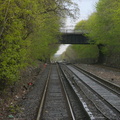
xmin=61 ymin=64 xmax=114 ymax=119
xmin=61 ymin=64 xmax=108 ymax=119
xmin=59 ymin=64 xmax=94 ymax=120
xmin=36 ymin=64 xmax=74 ymax=120
xmin=57 ymin=64 xmax=76 ymax=120
xmin=72 ymin=64 xmax=120 ymax=95
xmin=36 ymin=65 xmax=52 ymax=120
xmin=65 ymin=64 xmax=120 ymax=119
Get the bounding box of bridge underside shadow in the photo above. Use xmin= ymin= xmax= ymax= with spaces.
xmin=59 ymin=33 xmax=89 ymax=44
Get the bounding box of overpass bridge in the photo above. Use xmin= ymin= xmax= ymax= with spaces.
xmin=59 ymin=28 xmax=89 ymax=44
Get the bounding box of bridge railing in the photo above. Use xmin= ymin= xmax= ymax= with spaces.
xmin=60 ymin=28 xmax=88 ymax=34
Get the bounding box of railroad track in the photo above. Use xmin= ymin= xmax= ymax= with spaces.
xmin=36 ymin=64 xmax=92 ymax=120
xmin=60 ymin=64 xmax=120 ymax=120
xmin=36 ymin=64 xmax=74 ymax=120
xmin=73 ymin=64 xmax=120 ymax=95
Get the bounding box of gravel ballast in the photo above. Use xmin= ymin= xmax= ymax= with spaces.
xmin=14 ymin=65 xmax=50 ymax=120
xmin=2 ymin=63 xmax=119 ymax=120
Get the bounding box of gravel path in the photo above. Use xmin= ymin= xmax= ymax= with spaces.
xmin=76 ymin=64 xmax=120 ymax=86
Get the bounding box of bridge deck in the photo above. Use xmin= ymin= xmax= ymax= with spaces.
xmin=59 ymin=33 xmax=89 ymax=44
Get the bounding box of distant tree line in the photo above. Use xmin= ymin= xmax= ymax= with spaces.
xmin=0 ymin=0 xmax=78 ymax=90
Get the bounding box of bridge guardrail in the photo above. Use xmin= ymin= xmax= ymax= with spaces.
xmin=60 ymin=29 xmax=88 ymax=34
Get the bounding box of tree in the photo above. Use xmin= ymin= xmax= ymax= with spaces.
xmin=75 ymin=20 xmax=88 ymax=33
xmin=0 ymin=0 xmax=79 ymax=90
xmin=86 ymin=0 xmax=120 ymax=46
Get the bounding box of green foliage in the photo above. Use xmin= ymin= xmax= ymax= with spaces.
xmin=86 ymin=0 xmax=120 ymax=51
xmin=28 ymin=8 xmax=60 ymax=62
xmin=0 ymin=0 xmax=28 ymax=88
xmin=9 ymin=104 xmax=22 ymax=113
xmin=75 ymin=20 xmax=88 ymax=33
xmin=0 ymin=0 xmax=78 ymax=90
xmin=73 ymin=19 xmax=99 ymax=61
xmin=74 ymin=0 xmax=120 ymax=63
xmin=72 ymin=45 xmax=99 ymax=59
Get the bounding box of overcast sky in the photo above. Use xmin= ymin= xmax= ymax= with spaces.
xmin=55 ymin=0 xmax=99 ymax=55
xmin=65 ymin=0 xmax=99 ymax=27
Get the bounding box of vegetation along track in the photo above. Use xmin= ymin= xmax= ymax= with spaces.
xmin=36 ymin=64 xmax=92 ymax=120
xmin=60 ymin=63 xmax=120 ymax=120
